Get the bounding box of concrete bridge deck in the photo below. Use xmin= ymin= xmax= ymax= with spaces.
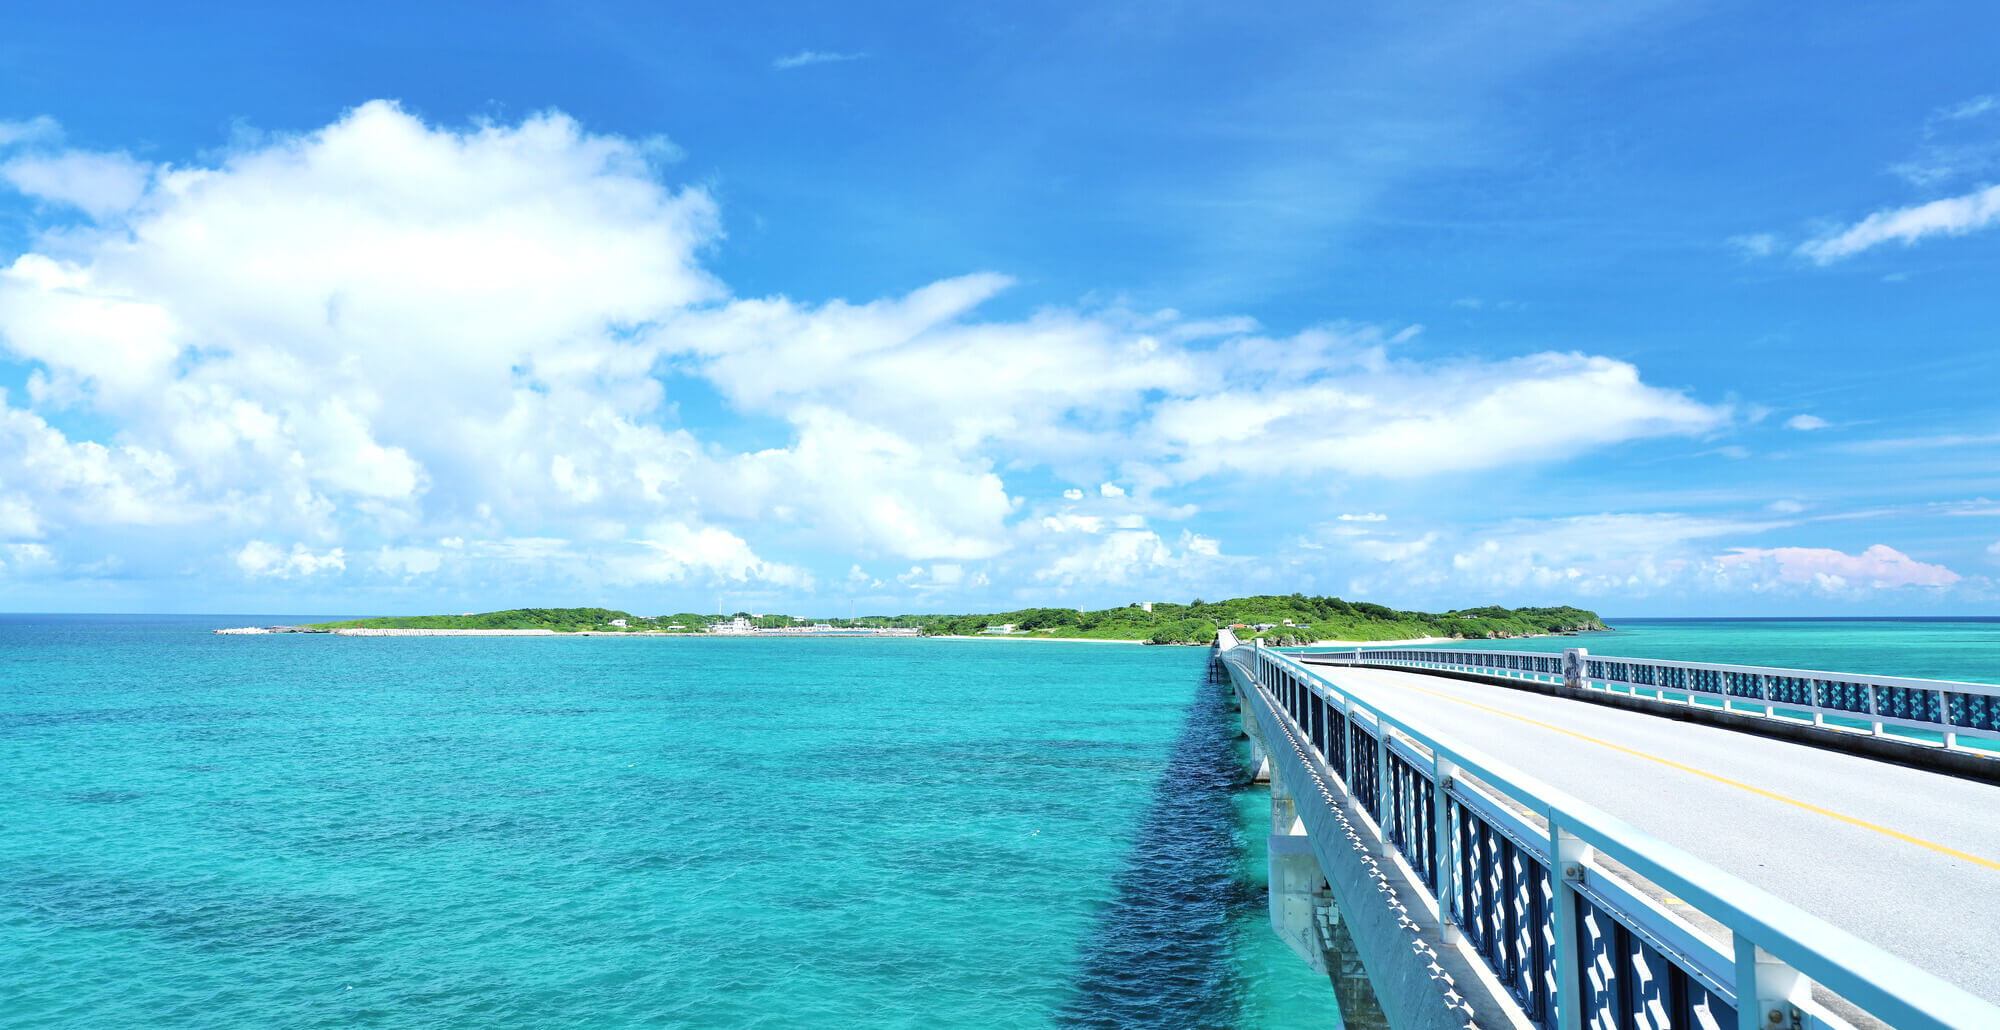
xmin=1297 ymin=659 xmax=2000 ymax=1007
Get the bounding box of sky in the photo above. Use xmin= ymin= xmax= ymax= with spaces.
xmin=1 ymin=1 xmax=1998 ymax=617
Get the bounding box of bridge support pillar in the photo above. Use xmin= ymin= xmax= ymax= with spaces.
xmin=1240 ymin=687 xmax=1273 ymax=784
xmin=1268 ymin=835 xmax=1389 ymax=1029
xmin=1267 ymin=833 xmax=1328 ymax=977
xmin=1269 ymin=760 xmax=1299 ymax=835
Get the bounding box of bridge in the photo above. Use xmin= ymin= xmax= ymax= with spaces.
xmin=1211 ymin=630 xmax=2000 ymax=1030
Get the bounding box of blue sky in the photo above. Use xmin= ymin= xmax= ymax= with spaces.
xmin=2 ymin=1 xmax=1998 ymax=616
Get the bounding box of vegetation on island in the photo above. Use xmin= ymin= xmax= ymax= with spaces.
xmin=311 ymin=596 xmax=1606 ymax=645
xmin=311 ymin=608 xmax=643 ymax=632
xmin=868 ymin=596 xmax=1605 ymax=645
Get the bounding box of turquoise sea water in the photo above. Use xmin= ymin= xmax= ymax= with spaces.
xmin=0 ymin=617 xmax=1328 ymax=1029
xmin=11 ymin=616 xmax=1997 ymax=1028
xmin=1387 ymin=617 xmax=2000 ymax=684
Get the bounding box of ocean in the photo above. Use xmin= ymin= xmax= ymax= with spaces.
xmin=6 ymin=615 xmax=1996 ymax=1028
xmin=0 ymin=616 xmax=1325 ymax=1029
xmin=1387 ymin=616 xmax=2000 ymax=684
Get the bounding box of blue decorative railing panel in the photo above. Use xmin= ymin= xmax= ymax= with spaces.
xmin=1309 ymin=643 xmax=2000 ymax=746
xmin=1577 ymin=893 xmax=1734 ymax=1030
xmin=1349 ymin=723 xmax=1380 ymax=818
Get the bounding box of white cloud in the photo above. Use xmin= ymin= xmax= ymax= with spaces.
xmin=0 ymin=102 xmax=789 ymax=587
xmin=1337 ymin=512 xmax=1388 ymax=522
xmin=1716 ymin=545 xmax=1960 ymax=591
xmin=0 ymin=103 xmax=1743 ymax=602
xmin=0 ymin=542 xmax=56 ymax=574
xmin=773 ymin=50 xmax=869 ymax=70
xmin=0 ymin=117 xmax=60 ymax=147
xmin=1726 ymin=233 xmax=1778 ymax=258
xmin=1988 ymin=540 xmax=2000 ymax=558
xmin=1356 ymin=532 xmax=1438 ymax=563
xmin=1929 ymin=95 xmax=1997 ymax=127
xmin=1041 ymin=513 xmax=1106 ymax=534
xmin=1036 ymin=529 xmax=1175 ymax=586
xmin=1767 ymin=499 xmax=1806 ymax=515
xmin=374 ymin=546 xmax=442 ymax=577
xmin=622 ymin=521 xmax=810 ymax=587
xmin=237 ymin=541 xmax=346 ymax=578
xmin=1785 ymin=414 xmax=1830 ymax=431
xmin=1 ymin=150 xmax=153 ymax=218
xmin=1798 ymin=183 xmax=2000 ymax=263
xmin=1313 ymin=511 xmax=1791 ymax=600
xmin=1155 ymin=348 xmax=1726 ymax=480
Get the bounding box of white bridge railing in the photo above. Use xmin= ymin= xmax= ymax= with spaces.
xmin=1219 ymin=632 xmax=1998 ymax=1030
xmin=1308 ymin=645 xmax=2000 ymax=750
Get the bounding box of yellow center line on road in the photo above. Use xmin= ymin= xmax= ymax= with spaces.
xmin=1336 ymin=667 xmax=2000 ymax=873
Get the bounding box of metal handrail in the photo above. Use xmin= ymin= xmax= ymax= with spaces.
xmin=1219 ymin=631 xmax=1998 ymax=1030
xmin=1310 ymin=645 xmax=2000 ymax=747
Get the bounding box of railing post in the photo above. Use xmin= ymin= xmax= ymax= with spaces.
xmin=1376 ymin=724 xmax=1392 ymax=851
xmin=1563 ymin=648 xmax=1586 ymax=691
xmin=1733 ymin=935 xmax=1810 ymax=1030
xmin=1868 ymin=685 xmax=1885 ymax=737
xmin=1548 ymin=821 xmax=1590 ymax=1030
xmin=1433 ymin=756 xmax=1458 ymax=943
xmin=1938 ymin=690 xmax=1956 ymax=749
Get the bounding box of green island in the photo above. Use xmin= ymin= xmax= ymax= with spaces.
xmin=308 ymin=596 xmax=1606 ymax=645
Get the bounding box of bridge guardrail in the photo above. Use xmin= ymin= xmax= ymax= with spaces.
xmin=1220 ymin=631 xmax=1998 ymax=1030
xmin=1310 ymin=645 xmax=2000 ymax=750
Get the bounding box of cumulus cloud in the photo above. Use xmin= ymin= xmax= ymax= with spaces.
xmin=0 ymin=102 xmax=1740 ymax=603
xmin=1717 ymin=544 xmax=1960 ymax=591
xmin=2 ymin=149 xmax=153 ymax=218
xmin=1785 ymin=414 xmax=1830 ymax=430
xmin=237 ymin=541 xmax=346 ymax=578
xmin=1154 ymin=344 xmax=1726 ymax=480
xmin=1337 ymin=512 xmax=1388 ymax=522
xmin=0 ymin=102 xmax=811 ymax=589
xmin=623 ymin=521 xmax=811 ymax=588
xmin=1798 ymin=183 xmax=2000 ymax=263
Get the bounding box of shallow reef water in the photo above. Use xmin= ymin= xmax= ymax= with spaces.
xmin=1 ymin=617 xmax=1335 ymax=1028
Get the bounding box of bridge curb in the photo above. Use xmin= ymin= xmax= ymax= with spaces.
xmin=1309 ymin=660 xmax=2000 ymax=787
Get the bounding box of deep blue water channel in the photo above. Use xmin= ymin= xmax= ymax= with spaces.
xmin=0 ymin=617 xmax=1332 ymax=1028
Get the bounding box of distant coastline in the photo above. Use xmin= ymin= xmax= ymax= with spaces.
xmin=214 ymin=597 xmax=1609 ymax=645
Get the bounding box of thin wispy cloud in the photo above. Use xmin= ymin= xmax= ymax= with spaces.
xmin=1928 ymin=94 xmax=1997 ymax=131
xmin=1796 ymin=183 xmax=2000 ymax=263
xmin=1726 ymin=233 xmax=1777 ymax=258
xmin=772 ymin=50 xmax=868 ymax=71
